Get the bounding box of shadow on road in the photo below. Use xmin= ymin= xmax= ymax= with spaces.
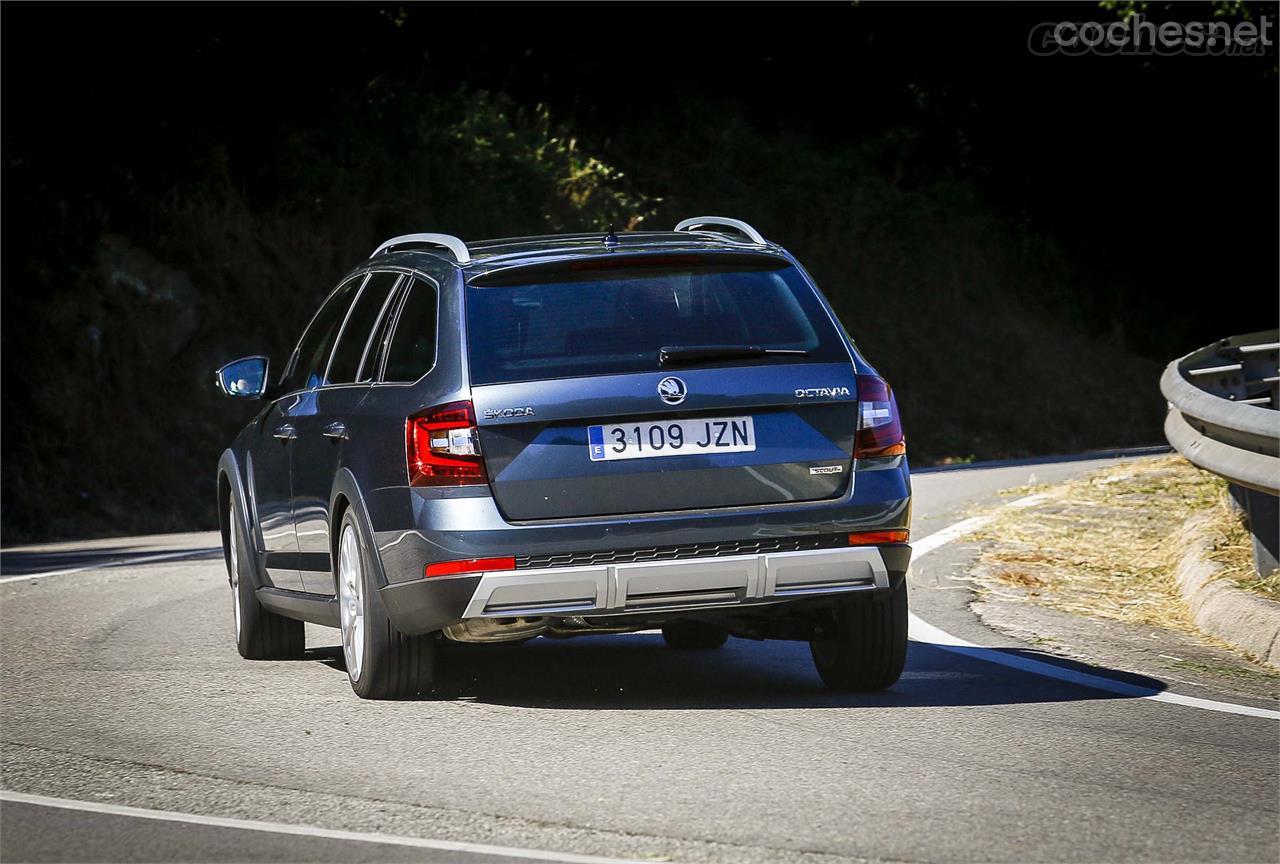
xmin=0 ymin=545 xmax=222 ymax=576
xmin=309 ymin=633 xmax=1167 ymax=709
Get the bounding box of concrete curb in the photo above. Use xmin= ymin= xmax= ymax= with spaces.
xmin=1174 ymin=513 xmax=1280 ymax=669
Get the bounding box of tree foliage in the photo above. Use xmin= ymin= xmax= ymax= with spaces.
xmin=1 ymin=90 xmax=651 ymax=540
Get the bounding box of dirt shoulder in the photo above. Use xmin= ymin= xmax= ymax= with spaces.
xmin=966 ymin=455 xmax=1280 ymax=699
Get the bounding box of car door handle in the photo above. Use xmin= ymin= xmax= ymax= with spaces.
xmin=273 ymin=424 xmax=297 ymax=441
xmin=323 ymin=421 xmax=349 ymax=440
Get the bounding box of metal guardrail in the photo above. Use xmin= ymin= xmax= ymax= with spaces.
xmin=1161 ymin=329 xmax=1280 ymax=575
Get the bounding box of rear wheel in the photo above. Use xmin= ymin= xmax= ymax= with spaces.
xmin=809 ymin=579 xmax=908 ymax=691
xmin=227 ymin=499 xmax=304 ymax=660
xmin=338 ymin=510 xmax=436 ymax=699
xmin=661 ymin=620 xmax=729 ymax=650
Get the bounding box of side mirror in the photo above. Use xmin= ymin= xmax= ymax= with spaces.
xmin=215 ymin=356 xmax=270 ymax=399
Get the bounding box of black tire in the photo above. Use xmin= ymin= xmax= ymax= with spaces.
xmin=661 ymin=620 xmax=729 ymax=650
xmin=337 ymin=509 xmax=436 ymax=700
xmin=809 ymin=579 xmax=908 ymax=691
xmin=227 ymin=499 xmax=304 ymax=661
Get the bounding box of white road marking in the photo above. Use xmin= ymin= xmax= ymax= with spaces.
xmin=908 ymin=495 xmax=1280 ymax=721
xmin=0 ymin=790 xmax=644 ymax=864
xmin=909 ymin=494 xmax=1049 ymax=558
xmin=0 ymin=548 xmax=220 ymax=583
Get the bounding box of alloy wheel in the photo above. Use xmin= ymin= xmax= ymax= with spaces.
xmin=228 ymin=503 xmax=242 ymax=641
xmin=338 ymin=523 xmax=366 ymax=682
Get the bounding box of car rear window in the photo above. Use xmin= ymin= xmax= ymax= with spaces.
xmin=465 ymin=259 xmax=848 ymax=385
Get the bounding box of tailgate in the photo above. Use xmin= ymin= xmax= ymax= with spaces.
xmin=473 ymin=363 xmax=857 ymax=521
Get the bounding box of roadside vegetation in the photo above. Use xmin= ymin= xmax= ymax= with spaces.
xmin=3 ymin=85 xmax=1165 ymax=542
xmin=2 ymin=92 xmax=649 ymax=542
xmin=973 ymin=456 xmax=1275 ymax=642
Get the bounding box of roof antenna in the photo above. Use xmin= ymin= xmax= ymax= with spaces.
xmin=603 ymin=224 xmax=619 ymax=248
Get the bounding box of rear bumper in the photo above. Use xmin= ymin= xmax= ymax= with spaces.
xmin=367 ymin=456 xmax=911 ymax=586
xmin=381 ymin=543 xmax=911 ymax=635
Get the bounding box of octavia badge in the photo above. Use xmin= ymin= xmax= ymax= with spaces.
xmin=657 ymin=376 xmax=687 ymax=405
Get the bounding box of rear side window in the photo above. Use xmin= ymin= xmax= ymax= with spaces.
xmin=383 ymin=278 xmax=438 ymax=382
xmin=282 ymin=275 xmax=365 ymax=393
xmin=465 ymin=260 xmax=847 ymax=385
xmin=326 ymin=272 xmax=400 ymax=385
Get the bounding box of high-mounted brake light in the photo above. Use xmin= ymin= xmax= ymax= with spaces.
xmin=425 ymin=556 xmax=515 ymax=578
xmin=848 ymin=530 xmax=909 ymax=545
xmin=406 ymin=400 xmax=487 ymax=487
xmin=854 ymin=375 xmax=905 ymax=458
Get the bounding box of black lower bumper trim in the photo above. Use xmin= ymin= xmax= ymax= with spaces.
xmin=380 ymin=575 xmax=482 ymax=635
xmin=880 ymin=543 xmax=912 ymax=575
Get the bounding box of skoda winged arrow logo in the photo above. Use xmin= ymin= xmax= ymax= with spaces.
xmin=657 ymin=376 xmax=688 ymax=405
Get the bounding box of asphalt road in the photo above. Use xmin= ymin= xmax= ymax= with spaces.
xmin=1 ymin=454 xmax=1277 ymax=863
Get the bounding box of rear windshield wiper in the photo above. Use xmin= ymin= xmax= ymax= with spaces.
xmin=659 ymin=345 xmax=810 ymax=368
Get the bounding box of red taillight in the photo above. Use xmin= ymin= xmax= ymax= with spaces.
xmin=425 ymin=556 xmax=515 ymax=578
xmin=855 ymin=375 xmax=905 ymax=458
xmin=848 ymin=530 xmax=909 ymax=545
xmin=406 ymin=400 xmax=487 ymax=487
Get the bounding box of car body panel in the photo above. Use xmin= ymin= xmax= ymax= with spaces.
xmin=250 ymin=398 xmax=306 ymax=591
xmin=472 ymin=363 xmax=860 ymax=520
xmin=290 ymin=384 xmax=371 ymax=593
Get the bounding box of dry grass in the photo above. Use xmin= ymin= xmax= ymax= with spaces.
xmin=972 ymin=455 xmax=1276 ymax=635
xmin=1199 ymin=495 xmax=1280 ymax=598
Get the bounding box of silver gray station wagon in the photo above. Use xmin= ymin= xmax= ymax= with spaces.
xmin=216 ymin=217 xmax=912 ymax=699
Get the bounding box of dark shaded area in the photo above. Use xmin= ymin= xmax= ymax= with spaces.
xmin=0 ymin=546 xmax=220 ymax=577
xmin=2 ymin=3 xmax=1276 ymax=541
xmin=306 ymin=635 xmax=1172 ymax=710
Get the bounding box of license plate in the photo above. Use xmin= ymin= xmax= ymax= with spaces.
xmin=588 ymin=416 xmax=756 ymax=462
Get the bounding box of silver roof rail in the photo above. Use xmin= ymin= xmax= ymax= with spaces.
xmin=370 ymin=233 xmax=471 ymax=264
xmin=673 ymin=216 xmax=767 ymax=245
